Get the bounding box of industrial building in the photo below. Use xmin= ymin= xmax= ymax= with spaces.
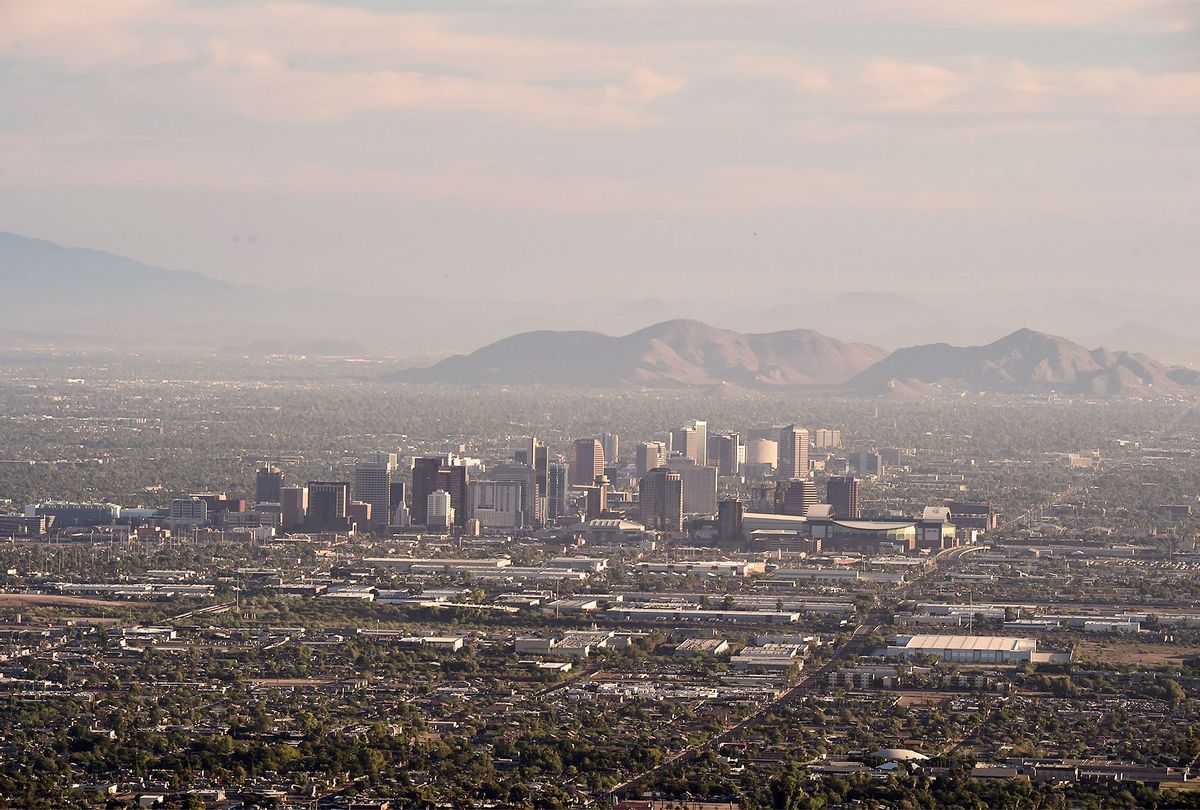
xmin=605 ymin=606 xmax=798 ymax=624
xmin=886 ymin=634 xmax=1038 ymax=664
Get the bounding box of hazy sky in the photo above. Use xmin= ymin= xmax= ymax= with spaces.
xmin=1 ymin=1 xmax=1197 ymax=302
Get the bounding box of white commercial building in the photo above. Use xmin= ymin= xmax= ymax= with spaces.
xmin=886 ymin=634 xmax=1037 ymax=664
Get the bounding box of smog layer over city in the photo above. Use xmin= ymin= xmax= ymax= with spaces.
xmin=1 ymin=2 xmax=1199 ymax=809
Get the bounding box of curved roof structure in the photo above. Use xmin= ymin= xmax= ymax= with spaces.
xmin=871 ymin=748 xmax=929 ymax=762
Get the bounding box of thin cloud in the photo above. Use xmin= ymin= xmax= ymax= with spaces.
xmin=0 ymin=1 xmax=687 ymax=126
xmin=868 ymin=0 xmax=1197 ymax=32
xmin=10 ymin=138 xmax=1183 ymax=224
xmin=733 ymin=56 xmax=1200 ymax=119
xmin=571 ymin=0 xmax=1196 ymax=32
xmin=191 ymin=61 xmax=684 ymax=126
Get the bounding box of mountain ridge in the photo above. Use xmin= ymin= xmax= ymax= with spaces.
xmin=851 ymin=328 xmax=1188 ymax=397
xmin=390 ymin=319 xmax=888 ymax=388
xmin=2 ymin=231 xmax=1197 ymax=393
xmin=0 ymin=231 xmax=235 ymax=296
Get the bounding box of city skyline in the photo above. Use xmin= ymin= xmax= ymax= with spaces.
xmin=3 ymin=3 xmax=1200 ymax=806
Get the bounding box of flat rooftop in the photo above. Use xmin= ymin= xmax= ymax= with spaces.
xmin=898 ymin=634 xmax=1034 ymax=651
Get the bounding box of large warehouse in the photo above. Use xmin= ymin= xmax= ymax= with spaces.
xmin=886 ymin=634 xmax=1038 ymax=663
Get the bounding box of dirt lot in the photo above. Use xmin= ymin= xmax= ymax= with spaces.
xmin=0 ymin=593 xmax=147 ymax=610
xmin=1075 ymin=640 xmax=1200 ymax=667
xmin=894 ymin=693 xmax=949 ymax=707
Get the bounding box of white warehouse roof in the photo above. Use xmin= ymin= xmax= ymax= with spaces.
xmin=898 ymin=634 xmax=1034 ymax=652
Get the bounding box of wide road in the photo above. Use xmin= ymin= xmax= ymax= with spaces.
xmin=610 ymin=530 xmax=1012 ymax=799
xmin=610 ymin=623 xmax=878 ymax=801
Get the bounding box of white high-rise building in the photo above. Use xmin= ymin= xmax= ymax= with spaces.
xmin=778 ymin=425 xmax=809 ymax=480
xmin=688 ymin=420 xmax=708 ymax=467
xmin=426 ymin=490 xmax=454 ymax=530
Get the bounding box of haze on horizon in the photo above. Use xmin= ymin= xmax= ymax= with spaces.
xmin=0 ymin=0 xmax=1197 ymax=303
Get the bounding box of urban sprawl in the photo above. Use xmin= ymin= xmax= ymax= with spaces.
xmin=3 ymin=381 xmax=1200 ymax=809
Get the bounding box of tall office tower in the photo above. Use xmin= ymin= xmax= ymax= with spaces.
xmin=485 ymin=462 xmax=541 ymax=527
xmin=443 ymin=464 xmax=468 ymax=527
xmin=354 ymin=453 xmax=396 ymax=530
xmin=305 ymin=481 xmax=350 ymax=531
xmin=777 ymin=425 xmax=810 ymax=480
xmin=410 ymin=457 xmax=441 ymax=525
xmin=586 ymin=475 xmax=610 ymax=520
xmin=827 ymin=476 xmax=861 ymax=519
xmin=255 ymin=465 xmax=284 ymax=505
xmin=636 ymin=441 xmax=667 ymax=477
xmin=639 ymin=467 xmax=684 ymax=533
xmin=411 ymin=456 xmax=469 ymax=527
xmin=546 ymin=462 xmax=569 ymax=522
xmin=515 ymin=437 xmax=549 ymax=502
xmin=671 ymin=420 xmax=708 ymax=466
xmin=280 ymin=486 xmax=308 ymax=530
xmin=708 ymin=432 xmax=741 ymax=476
xmin=570 ymin=438 xmax=605 ymax=487
xmin=533 ymin=444 xmax=548 ymax=494
xmin=599 ymin=433 xmax=620 ymax=466
xmin=718 ymin=498 xmax=745 ymax=544
xmin=426 ymin=490 xmax=454 ymax=530
xmin=780 ymin=478 xmax=818 ymax=517
xmin=670 ymin=426 xmax=700 ymax=464
xmin=667 ymin=456 xmax=718 ymax=515
xmin=529 ymin=438 xmax=549 ymax=506
xmin=688 ymin=420 xmax=708 ymax=466
xmin=813 ymin=429 xmax=843 ymax=449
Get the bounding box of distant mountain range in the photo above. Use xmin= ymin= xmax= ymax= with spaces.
xmin=2 ymin=230 xmax=1199 ymax=395
xmin=850 ymin=328 xmax=1193 ymax=397
xmin=394 ymin=322 xmax=1200 ymax=397
xmin=0 ymin=231 xmax=230 ymax=298
xmin=390 ymin=319 xmax=888 ymax=387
